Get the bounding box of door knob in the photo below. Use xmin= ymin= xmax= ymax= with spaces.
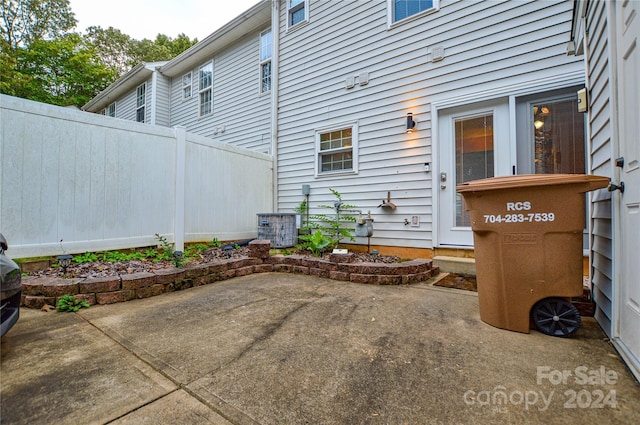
xmin=608 ymin=182 xmax=625 ymax=193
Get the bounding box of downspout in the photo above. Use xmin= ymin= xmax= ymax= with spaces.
xmin=271 ymin=0 xmax=280 ymax=213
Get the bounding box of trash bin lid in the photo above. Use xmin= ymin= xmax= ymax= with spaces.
xmin=456 ymin=174 xmax=610 ymax=193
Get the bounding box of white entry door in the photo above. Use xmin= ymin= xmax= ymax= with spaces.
xmin=438 ymin=100 xmax=510 ymax=246
xmin=614 ymin=0 xmax=640 ymax=378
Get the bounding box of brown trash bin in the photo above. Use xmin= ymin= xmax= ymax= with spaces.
xmin=456 ymin=174 xmax=609 ymax=336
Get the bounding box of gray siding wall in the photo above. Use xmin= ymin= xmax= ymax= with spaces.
xmin=276 ymin=0 xmax=584 ymax=250
xmin=169 ymin=28 xmax=272 ymax=153
xmin=116 ymin=77 xmax=152 ymax=124
xmin=584 ymin=0 xmax=614 ymax=336
xmin=155 ymin=74 xmax=171 ymax=127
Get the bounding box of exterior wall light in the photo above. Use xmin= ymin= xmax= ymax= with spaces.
xmin=406 ymin=113 xmax=416 ymax=133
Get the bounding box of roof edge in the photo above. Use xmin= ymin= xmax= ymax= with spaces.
xmin=159 ymin=0 xmax=270 ymax=77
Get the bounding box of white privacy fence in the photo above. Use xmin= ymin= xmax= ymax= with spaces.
xmin=0 ymin=95 xmax=273 ymax=259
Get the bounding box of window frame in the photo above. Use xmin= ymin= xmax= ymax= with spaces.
xmin=388 ymin=0 xmax=439 ymax=27
xmin=182 ymin=72 xmax=192 ymax=100
xmin=287 ymin=0 xmax=309 ymax=30
xmin=314 ymin=122 xmax=359 ymax=177
xmin=259 ymin=29 xmax=272 ymax=94
xmin=136 ymin=83 xmax=146 ymax=123
xmin=198 ymin=62 xmax=213 ymax=117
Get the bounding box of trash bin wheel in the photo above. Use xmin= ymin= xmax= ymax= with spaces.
xmin=531 ymin=297 xmax=581 ymax=338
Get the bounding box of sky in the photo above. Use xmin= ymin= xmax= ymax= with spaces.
xmin=69 ymin=0 xmax=261 ymax=41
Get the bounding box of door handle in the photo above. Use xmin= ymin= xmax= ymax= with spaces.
xmin=608 ymin=182 xmax=625 ymax=193
xmin=440 ymin=172 xmax=447 ymax=190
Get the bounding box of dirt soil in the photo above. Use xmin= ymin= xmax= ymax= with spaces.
xmin=25 ymin=246 xmax=402 ymax=279
xmin=433 ymin=273 xmax=477 ymax=292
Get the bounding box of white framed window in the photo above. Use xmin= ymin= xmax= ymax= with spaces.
xmin=315 ymin=123 xmax=359 ymax=176
xmin=389 ymin=0 xmax=438 ymax=25
xmin=288 ymin=0 xmax=309 ymax=28
xmin=136 ymin=83 xmax=146 ymax=123
xmin=107 ymin=102 xmax=116 ymax=117
xmin=260 ymin=29 xmax=272 ymax=93
xmin=199 ymin=62 xmax=213 ymax=116
xmin=182 ymin=72 xmax=192 ymax=99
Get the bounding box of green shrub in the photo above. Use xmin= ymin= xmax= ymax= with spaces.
xmin=56 ymin=295 xmax=90 ymax=312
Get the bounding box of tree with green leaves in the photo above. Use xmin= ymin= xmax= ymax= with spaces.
xmin=1 ymin=0 xmax=198 ymax=107
xmin=1 ymin=0 xmax=76 ymax=49
xmin=10 ymin=33 xmax=118 ymax=106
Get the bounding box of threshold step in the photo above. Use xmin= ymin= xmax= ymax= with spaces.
xmin=432 ymin=256 xmax=476 ymax=276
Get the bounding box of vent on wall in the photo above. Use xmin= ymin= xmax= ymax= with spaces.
xmin=431 ymin=45 xmax=445 ymax=62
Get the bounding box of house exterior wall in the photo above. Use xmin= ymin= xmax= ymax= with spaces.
xmin=115 ymin=77 xmax=152 ymax=123
xmin=275 ymin=0 xmax=584 ymax=252
xmin=154 ymin=73 xmax=171 ymax=127
xmin=169 ymin=29 xmax=272 ymax=153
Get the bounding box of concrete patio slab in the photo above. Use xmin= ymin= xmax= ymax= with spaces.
xmin=0 ymin=307 xmax=176 ymax=424
xmin=2 ymin=273 xmax=639 ymax=424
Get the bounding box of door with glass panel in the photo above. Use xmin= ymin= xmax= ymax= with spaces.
xmin=438 ymin=101 xmax=510 ymax=246
xmin=516 ymin=91 xmax=585 ymax=175
xmin=515 ymin=90 xmax=588 ymax=246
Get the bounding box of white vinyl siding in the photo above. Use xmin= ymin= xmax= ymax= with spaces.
xmin=169 ymin=28 xmax=272 ymax=152
xmin=199 ymin=62 xmax=213 ymax=116
xmin=583 ymin=0 xmax=614 ymax=336
xmin=276 ymin=0 xmax=583 ymax=250
xmin=154 ymin=74 xmax=171 ymax=127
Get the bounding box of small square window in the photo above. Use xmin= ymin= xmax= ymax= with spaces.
xmin=288 ymin=0 xmax=308 ymax=28
xmin=316 ymin=124 xmax=358 ymax=176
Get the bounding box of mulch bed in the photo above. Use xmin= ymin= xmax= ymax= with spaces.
xmin=23 ymin=246 xmax=402 ymax=279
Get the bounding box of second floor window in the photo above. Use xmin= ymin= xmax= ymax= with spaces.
xmin=288 ymin=0 xmax=308 ymax=27
xmin=136 ymin=84 xmax=146 ymax=123
xmin=107 ymin=102 xmax=116 ymax=117
xmin=199 ymin=62 xmax=213 ymax=116
xmin=392 ymin=0 xmax=437 ymax=23
xmin=260 ymin=29 xmax=272 ymax=93
xmin=182 ymin=72 xmax=192 ymax=99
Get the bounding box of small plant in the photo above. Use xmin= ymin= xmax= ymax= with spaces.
xmin=56 ymin=295 xmax=90 ymax=312
xmin=208 ymin=238 xmax=221 ymax=248
xmin=154 ymin=233 xmax=185 ymax=267
xmin=297 ymin=230 xmax=331 ymax=257
xmin=301 ymin=188 xmax=357 ymax=249
xmin=73 ymin=252 xmax=98 ymax=263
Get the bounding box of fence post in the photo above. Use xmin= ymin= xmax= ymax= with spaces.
xmin=174 ymin=126 xmax=186 ymax=252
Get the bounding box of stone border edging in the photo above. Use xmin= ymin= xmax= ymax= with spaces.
xmin=20 ymin=240 xmax=439 ymax=309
